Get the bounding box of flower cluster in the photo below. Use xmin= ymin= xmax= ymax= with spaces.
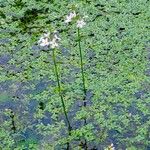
xmin=77 ymin=19 xmax=86 ymax=28
xmin=64 ymin=11 xmax=76 ymax=23
xmin=108 ymin=143 xmax=115 ymax=150
xmin=38 ymin=31 xmax=61 ymax=48
xmin=65 ymin=11 xmax=86 ymax=28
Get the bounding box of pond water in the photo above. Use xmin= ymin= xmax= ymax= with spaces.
xmin=0 ymin=1 xmax=150 ymax=145
xmin=0 ymin=40 xmax=150 ymax=149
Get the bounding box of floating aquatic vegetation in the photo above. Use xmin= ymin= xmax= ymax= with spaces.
xmin=0 ymin=0 xmax=149 ymax=149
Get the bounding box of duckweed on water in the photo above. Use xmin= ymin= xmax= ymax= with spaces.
xmin=0 ymin=0 xmax=150 ymax=149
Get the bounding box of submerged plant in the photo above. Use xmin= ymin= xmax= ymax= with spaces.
xmin=5 ymin=108 xmax=16 ymax=133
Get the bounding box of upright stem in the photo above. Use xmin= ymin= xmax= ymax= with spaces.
xmin=52 ymin=48 xmax=72 ymax=134
xmin=78 ymin=28 xmax=88 ymax=149
xmin=77 ymin=28 xmax=86 ymax=105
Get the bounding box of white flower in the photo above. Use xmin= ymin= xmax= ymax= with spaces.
xmin=129 ymin=113 xmax=132 ymax=117
xmin=70 ymin=11 xmax=76 ymax=18
xmin=65 ymin=15 xmax=72 ymax=23
xmin=38 ymin=32 xmax=51 ymax=47
xmin=49 ymin=38 xmax=59 ymax=49
xmin=38 ymin=31 xmax=61 ymax=48
xmin=77 ymin=19 xmax=86 ymax=28
xmin=65 ymin=11 xmax=76 ymax=23
xmin=38 ymin=38 xmax=50 ymax=47
xmin=54 ymin=34 xmax=61 ymax=41
xmin=109 ymin=143 xmax=115 ymax=150
xmin=38 ymin=36 xmax=44 ymax=43
xmin=43 ymin=32 xmax=50 ymax=37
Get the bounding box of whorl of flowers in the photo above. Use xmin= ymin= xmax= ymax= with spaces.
xmin=38 ymin=31 xmax=61 ymax=48
xmin=64 ymin=11 xmax=87 ymax=28
xmin=64 ymin=11 xmax=76 ymax=23
xmin=76 ymin=19 xmax=86 ymax=28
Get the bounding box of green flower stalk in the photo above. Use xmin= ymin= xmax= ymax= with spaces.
xmin=76 ymin=18 xmax=87 ymax=108
xmin=65 ymin=13 xmax=88 ymax=148
xmin=77 ymin=27 xmax=87 ymax=106
xmin=65 ymin=12 xmax=87 ymax=108
xmin=65 ymin=11 xmax=88 ymax=148
xmin=77 ymin=19 xmax=88 ymax=150
xmin=38 ymin=31 xmax=72 ymax=135
xmin=52 ymin=48 xmax=72 ymax=133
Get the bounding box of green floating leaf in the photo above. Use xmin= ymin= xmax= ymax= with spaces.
xmin=0 ymin=92 xmax=11 ymax=103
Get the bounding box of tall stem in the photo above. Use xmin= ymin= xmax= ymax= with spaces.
xmin=78 ymin=28 xmax=88 ymax=149
xmin=77 ymin=28 xmax=86 ymax=104
xmin=52 ymin=48 xmax=72 ymax=134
